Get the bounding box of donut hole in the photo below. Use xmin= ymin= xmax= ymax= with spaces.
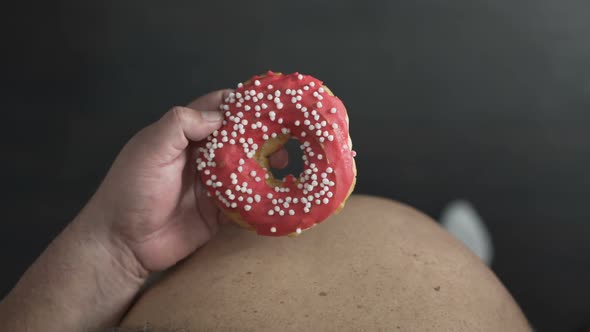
xmin=269 ymin=138 xmax=304 ymax=180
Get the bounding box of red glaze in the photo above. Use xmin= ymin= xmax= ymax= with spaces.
xmin=197 ymin=71 xmax=356 ymax=236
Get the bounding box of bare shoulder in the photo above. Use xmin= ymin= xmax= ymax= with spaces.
xmin=121 ymin=195 xmax=531 ymax=332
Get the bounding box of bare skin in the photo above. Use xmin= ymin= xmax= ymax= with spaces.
xmin=0 ymin=90 xmax=256 ymax=332
xmin=0 ymin=89 xmax=529 ymax=332
xmin=121 ymin=195 xmax=531 ymax=332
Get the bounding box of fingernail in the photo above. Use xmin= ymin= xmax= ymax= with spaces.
xmin=201 ymin=110 xmax=223 ymax=122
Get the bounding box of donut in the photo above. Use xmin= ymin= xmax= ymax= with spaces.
xmin=196 ymin=71 xmax=357 ymax=236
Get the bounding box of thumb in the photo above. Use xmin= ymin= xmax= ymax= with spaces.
xmin=133 ymin=90 xmax=229 ymax=160
xmin=159 ymin=106 xmax=223 ymax=148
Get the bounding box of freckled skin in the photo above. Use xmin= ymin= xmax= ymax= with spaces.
xmin=121 ymin=196 xmax=531 ymax=332
xmin=197 ymin=72 xmax=357 ymax=236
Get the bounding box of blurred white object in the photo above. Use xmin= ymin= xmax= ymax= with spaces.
xmin=440 ymin=200 xmax=494 ymax=265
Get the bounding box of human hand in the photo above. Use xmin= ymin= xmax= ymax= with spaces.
xmin=0 ymin=90 xmax=289 ymax=332
xmin=86 ymin=90 xmax=288 ymax=275
xmin=84 ymin=90 xmax=229 ymax=274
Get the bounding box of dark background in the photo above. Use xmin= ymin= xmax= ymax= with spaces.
xmin=3 ymin=1 xmax=590 ymax=331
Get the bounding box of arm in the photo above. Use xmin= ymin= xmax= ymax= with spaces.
xmin=0 ymin=201 xmax=146 ymax=331
xmin=0 ymin=90 xmax=231 ymax=331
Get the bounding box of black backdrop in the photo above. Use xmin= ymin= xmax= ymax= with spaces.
xmin=3 ymin=1 xmax=590 ymax=331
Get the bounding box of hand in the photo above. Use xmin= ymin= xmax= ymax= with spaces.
xmin=0 ymin=90 xmax=290 ymax=332
xmin=88 ymin=90 xmax=289 ymax=274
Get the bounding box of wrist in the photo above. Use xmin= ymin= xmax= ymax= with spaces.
xmin=0 ymin=198 xmax=150 ymax=332
xmin=74 ymin=197 xmax=150 ymax=284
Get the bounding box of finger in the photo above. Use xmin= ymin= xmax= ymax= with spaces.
xmin=149 ymin=89 xmax=231 ymax=150
xmin=187 ymin=89 xmax=233 ymax=112
xmin=194 ymin=178 xmax=231 ymax=227
xmin=268 ymin=146 xmax=289 ymax=169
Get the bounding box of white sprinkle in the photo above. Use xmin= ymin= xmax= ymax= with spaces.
xmin=298 ymin=74 xmax=303 ymax=80
xmin=261 ymin=103 xmax=268 ymax=109
xmin=316 ymin=102 xmax=323 ymax=108
xmin=332 ymin=123 xmax=339 ymax=129
xmin=277 ymin=103 xmax=284 ymax=110
xmin=323 ymin=198 xmax=329 ymax=204
xmin=328 ymin=135 xmax=334 ymax=141
xmin=268 ymin=210 xmax=274 ymax=216
xmin=267 ymin=193 xmax=273 ymax=199
xmin=289 ymin=209 xmax=295 ymax=216
xmin=244 ymin=105 xmax=251 ymax=111
xmin=267 ymin=84 xmax=273 ymax=90
xmin=231 ymin=202 xmax=237 ymax=208
xmin=309 ymin=82 xmax=315 ymax=87
xmin=238 ymin=82 xmax=244 ymax=88
xmin=270 ymin=226 xmax=277 ymax=233
xmin=254 ymin=80 xmax=261 ymax=86
xmin=244 ymin=205 xmax=252 ymax=211
xmin=275 ymin=90 xmax=281 ymax=97
xmin=326 ymin=167 xmax=333 ymax=173
xmin=295 ymin=120 xmax=300 ymax=126
xmin=279 ymin=210 xmax=285 ymax=216
xmin=255 ymin=105 xmax=261 ymax=111
xmin=330 ymin=107 xmax=337 ymax=114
